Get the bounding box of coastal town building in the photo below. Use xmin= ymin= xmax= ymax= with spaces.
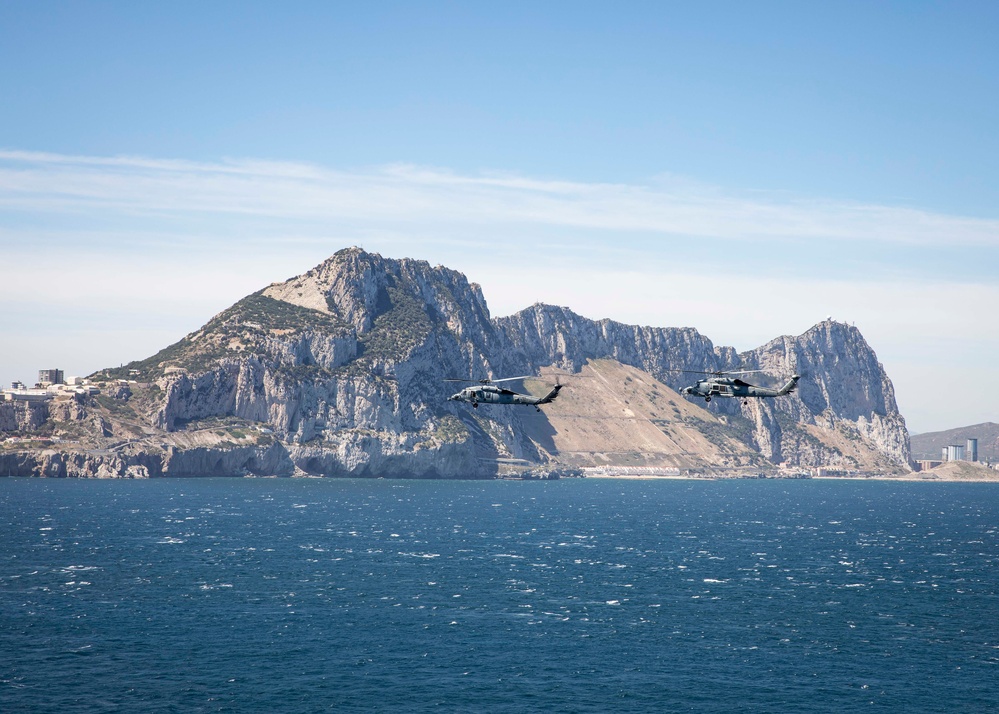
xmin=938 ymin=439 xmax=979 ymax=463
xmin=38 ymin=369 xmax=64 ymax=386
xmin=1 ymin=368 xmax=99 ymax=403
xmin=3 ymin=389 xmax=52 ymax=402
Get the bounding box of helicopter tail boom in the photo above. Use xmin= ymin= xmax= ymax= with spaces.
xmin=537 ymin=384 xmax=564 ymax=404
xmin=778 ymin=375 xmax=800 ymax=396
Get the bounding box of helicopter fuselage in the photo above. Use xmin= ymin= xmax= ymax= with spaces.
xmin=681 ymin=375 xmax=799 ymax=403
xmin=449 ymin=384 xmax=563 ymax=410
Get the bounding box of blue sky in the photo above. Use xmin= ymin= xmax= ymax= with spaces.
xmin=2 ymin=1 xmax=997 ymax=433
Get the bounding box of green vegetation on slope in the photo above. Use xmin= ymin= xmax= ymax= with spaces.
xmin=95 ymin=293 xmax=351 ymax=381
xmin=358 ymin=286 xmax=433 ymax=362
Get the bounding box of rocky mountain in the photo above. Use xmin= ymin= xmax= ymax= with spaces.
xmin=496 ymin=304 xmax=908 ymax=469
xmin=1 ymin=247 xmax=911 ymax=478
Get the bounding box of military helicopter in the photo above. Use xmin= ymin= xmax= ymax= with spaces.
xmin=445 ymin=376 xmax=563 ymax=412
xmin=679 ymin=370 xmax=800 ymax=404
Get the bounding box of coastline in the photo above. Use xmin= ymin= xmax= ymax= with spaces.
xmin=583 ymin=468 xmax=999 ymax=483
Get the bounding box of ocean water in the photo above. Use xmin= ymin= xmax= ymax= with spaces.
xmin=2 ymin=478 xmax=998 ymax=713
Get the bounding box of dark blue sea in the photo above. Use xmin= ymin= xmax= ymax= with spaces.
xmin=2 ymin=478 xmax=998 ymax=713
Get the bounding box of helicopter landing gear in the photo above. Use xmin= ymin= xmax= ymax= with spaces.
xmin=472 ymin=402 xmax=478 ymax=409
xmin=535 ymin=406 xmax=541 ymax=412
xmin=704 ymin=396 xmax=711 ymax=403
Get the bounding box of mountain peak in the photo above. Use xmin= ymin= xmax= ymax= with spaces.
xmin=263 ymin=247 xmax=492 ymax=336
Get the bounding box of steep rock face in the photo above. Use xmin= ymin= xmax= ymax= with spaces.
xmin=735 ymin=321 xmax=910 ymax=468
xmin=155 ymin=358 xmax=268 ymax=430
xmin=162 ymin=442 xmax=295 ymax=477
xmin=287 ymin=423 xmax=478 ymax=478
xmin=495 ymin=304 xmax=735 ymax=382
xmin=0 ymin=451 xmax=156 ymax=479
xmin=750 ymin=322 xmax=899 ymax=422
xmin=0 ymin=401 xmax=49 ymax=431
xmin=48 ymin=397 xmax=89 ymax=422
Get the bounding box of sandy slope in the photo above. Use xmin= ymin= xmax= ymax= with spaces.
xmin=514 ymin=359 xmax=761 ymax=470
xmin=903 ymin=460 xmax=999 ymax=481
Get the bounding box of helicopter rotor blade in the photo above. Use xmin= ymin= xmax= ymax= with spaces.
xmin=671 ymin=369 xmax=767 ymax=376
xmin=443 ymin=375 xmax=534 ymax=384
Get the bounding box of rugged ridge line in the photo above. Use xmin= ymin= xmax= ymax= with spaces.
xmin=2 ymin=247 xmax=911 ymax=477
xmin=495 ymin=304 xmax=909 ymax=467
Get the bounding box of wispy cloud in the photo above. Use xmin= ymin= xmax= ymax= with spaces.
xmin=2 ymin=149 xmax=998 ymax=247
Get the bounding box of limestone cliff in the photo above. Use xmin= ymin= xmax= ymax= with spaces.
xmin=0 ymin=400 xmax=49 ymax=432
xmin=2 ymin=247 xmax=910 ymax=477
xmin=496 ymin=305 xmax=909 ymax=469
xmin=734 ymin=322 xmax=910 ymax=468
